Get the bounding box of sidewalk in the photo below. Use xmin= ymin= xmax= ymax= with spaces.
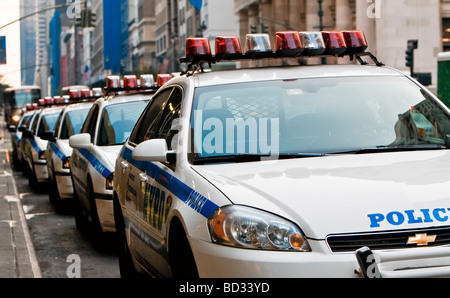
xmin=0 ymin=120 xmax=41 ymax=278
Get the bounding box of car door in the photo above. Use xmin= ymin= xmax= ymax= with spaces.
xmin=123 ymin=87 xmax=182 ymax=272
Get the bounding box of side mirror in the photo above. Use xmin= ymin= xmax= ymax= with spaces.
xmin=40 ymin=130 xmax=56 ymax=142
xmin=18 ymin=125 xmax=27 ymax=132
xmin=22 ymin=129 xmax=34 ymax=139
xmin=8 ymin=125 xmax=16 ymax=133
xmin=69 ymin=133 xmax=92 ymax=149
xmin=132 ymin=139 xmax=173 ymax=163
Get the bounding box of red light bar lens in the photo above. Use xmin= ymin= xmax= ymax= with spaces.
xmin=69 ymin=90 xmax=80 ymax=99
xmin=342 ymin=30 xmax=368 ymax=54
xmin=38 ymin=99 xmax=46 ymax=106
xmin=275 ymin=31 xmax=303 ymax=57
xmin=321 ymin=31 xmax=347 ymax=56
xmin=185 ymin=38 xmax=212 ymax=61
xmin=80 ymin=89 xmax=91 ymax=98
xmin=215 ymin=36 xmax=242 ymax=60
xmin=53 ymin=96 xmax=63 ymax=104
xmin=157 ymin=74 xmax=172 ymax=86
xmin=123 ymin=75 xmax=138 ymax=89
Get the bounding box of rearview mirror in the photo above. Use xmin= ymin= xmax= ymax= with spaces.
xmin=69 ymin=133 xmax=92 ymax=149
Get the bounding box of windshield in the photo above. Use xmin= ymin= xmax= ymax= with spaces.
xmin=97 ymin=100 xmax=149 ymax=146
xmin=190 ymin=76 xmax=450 ymax=163
xmin=37 ymin=110 xmax=62 ymax=136
xmin=14 ymin=89 xmax=40 ymax=108
xmin=60 ymin=108 xmax=91 ymax=139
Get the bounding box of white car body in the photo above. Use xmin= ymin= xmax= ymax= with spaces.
xmin=45 ymin=101 xmax=94 ymax=203
xmin=114 ymin=64 xmax=450 ymax=278
xmin=9 ymin=110 xmax=36 ymax=167
xmin=69 ymin=92 xmax=153 ymax=233
xmin=22 ymin=106 xmax=64 ymax=186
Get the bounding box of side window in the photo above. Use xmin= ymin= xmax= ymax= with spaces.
xmin=151 ymin=88 xmax=182 ymax=150
xmin=128 ymin=88 xmax=174 ymax=145
xmin=81 ymin=104 xmax=99 ymax=143
xmin=30 ymin=112 xmax=41 ymax=133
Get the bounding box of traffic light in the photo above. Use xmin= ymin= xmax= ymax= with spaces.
xmin=251 ymin=25 xmax=257 ymax=34
xmin=77 ymin=9 xmax=96 ymax=28
xmin=87 ymin=9 xmax=96 ymax=28
xmin=405 ymin=39 xmax=418 ymax=76
xmin=261 ymin=23 xmax=269 ymax=34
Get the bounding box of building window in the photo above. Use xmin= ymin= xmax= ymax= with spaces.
xmin=443 ymin=18 xmax=450 ymax=52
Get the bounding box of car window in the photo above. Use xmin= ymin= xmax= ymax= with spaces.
xmin=37 ymin=110 xmax=62 ymax=136
xmin=128 ymin=88 xmax=174 ymax=145
xmin=59 ymin=107 xmax=91 ymax=139
xmin=97 ymin=100 xmax=149 ymax=146
xmin=81 ymin=104 xmax=99 ymax=143
xmin=190 ymin=76 xmax=450 ymax=161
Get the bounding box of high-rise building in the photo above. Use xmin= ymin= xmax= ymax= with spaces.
xmin=20 ymin=0 xmax=37 ymax=86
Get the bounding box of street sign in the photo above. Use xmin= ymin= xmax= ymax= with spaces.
xmin=0 ymin=36 xmax=6 ymax=64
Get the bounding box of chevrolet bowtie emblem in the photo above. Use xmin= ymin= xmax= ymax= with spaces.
xmin=407 ymin=233 xmax=437 ymax=246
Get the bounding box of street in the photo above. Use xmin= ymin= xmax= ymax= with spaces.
xmin=2 ymin=123 xmax=120 ymax=278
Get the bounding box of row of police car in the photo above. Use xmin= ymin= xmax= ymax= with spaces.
xmin=10 ymin=29 xmax=450 ymax=278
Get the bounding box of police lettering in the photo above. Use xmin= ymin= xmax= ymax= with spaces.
xmin=368 ymin=208 xmax=450 ymax=228
xmin=143 ymin=183 xmax=172 ymax=230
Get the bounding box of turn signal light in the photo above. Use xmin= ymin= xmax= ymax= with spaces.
xmin=275 ymin=31 xmax=304 ymax=57
xmin=321 ymin=31 xmax=347 ymax=56
xmin=215 ymin=36 xmax=242 ymax=60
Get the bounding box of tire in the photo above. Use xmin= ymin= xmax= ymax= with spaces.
xmin=169 ymin=219 xmax=199 ymax=278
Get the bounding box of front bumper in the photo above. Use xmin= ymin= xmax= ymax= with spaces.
xmin=190 ymin=238 xmax=450 ymax=278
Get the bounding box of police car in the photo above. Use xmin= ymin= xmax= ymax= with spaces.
xmin=21 ymin=98 xmax=64 ymax=190
xmin=8 ymin=104 xmax=38 ymax=170
xmin=69 ymin=75 xmax=158 ymax=236
xmin=113 ymin=31 xmax=450 ymax=278
xmin=42 ymin=90 xmax=100 ymax=210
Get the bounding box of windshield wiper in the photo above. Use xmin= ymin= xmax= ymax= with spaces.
xmin=192 ymin=153 xmax=326 ymax=164
xmin=330 ymin=144 xmax=448 ymax=155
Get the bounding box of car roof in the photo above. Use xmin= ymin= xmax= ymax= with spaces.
xmin=98 ymin=91 xmax=155 ymax=106
xmin=175 ymin=64 xmax=406 ymax=88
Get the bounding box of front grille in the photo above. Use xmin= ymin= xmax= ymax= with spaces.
xmin=327 ymin=226 xmax=450 ymax=253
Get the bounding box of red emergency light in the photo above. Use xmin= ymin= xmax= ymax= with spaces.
xmin=123 ymin=75 xmax=138 ymax=89
xmin=106 ymin=76 xmax=121 ymax=89
xmin=80 ymin=89 xmax=91 ymax=98
xmin=69 ymin=90 xmax=80 ymax=100
xmin=321 ymin=31 xmax=347 ymax=56
xmin=342 ymin=30 xmax=368 ymax=55
xmin=186 ymin=38 xmax=212 ymax=62
xmin=275 ymin=31 xmax=304 ymax=57
xmin=157 ymin=74 xmax=172 ymax=86
xmin=215 ymin=36 xmax=242 ymax=60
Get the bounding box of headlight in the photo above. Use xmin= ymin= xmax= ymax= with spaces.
xmin=63 ymin=157 xmax=70 ymax=169
xmin=208 ymin=205 xmax=311 ymax=252
xmin=12 ymin=115 xmax=21 ymax=122
xmin=105 ymin=173 xmax=114 ymax=190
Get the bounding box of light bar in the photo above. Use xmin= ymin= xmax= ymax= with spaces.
xmin=157 ymin=74 xmax=172 ymax=87
xmin=299 ymin=32 xmax=326 ymax=56
xmin=180 ymin=30 xmax=383 ymax=71
xmin=321 ymin=31 xmax=347 ymax=56
xmin=186 ymin=38 xmax=212 ymax=62
xmin=215 ymin=36 xmax=242 ymax=61
xmin=342 ymin=30 xmax=368 ymax=55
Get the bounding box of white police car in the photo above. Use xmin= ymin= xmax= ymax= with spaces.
xmin=69 ymin=75 xmax=158 ymax=236
xmin=21 ymin=98 xmax=64 ymax=190
xmin=8 ymin=105 xmax=38 ymax=170
xmin=113 ymin=31 xmax=450 ymax=278
xmin=42 ymin=90 xmax=99 ymax=210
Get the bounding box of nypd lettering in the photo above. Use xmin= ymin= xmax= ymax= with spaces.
xmin=368 ymin=208 xmax=450 ymax=228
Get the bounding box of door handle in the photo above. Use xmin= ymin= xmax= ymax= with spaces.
xmin=120 ymin=160 xmax=128 ymax=174
xmin=139 ymin=173 xmax=148 ymax=187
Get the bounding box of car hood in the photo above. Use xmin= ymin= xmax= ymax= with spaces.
xmin=191 ymin=150 xmax=450 ymax=239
